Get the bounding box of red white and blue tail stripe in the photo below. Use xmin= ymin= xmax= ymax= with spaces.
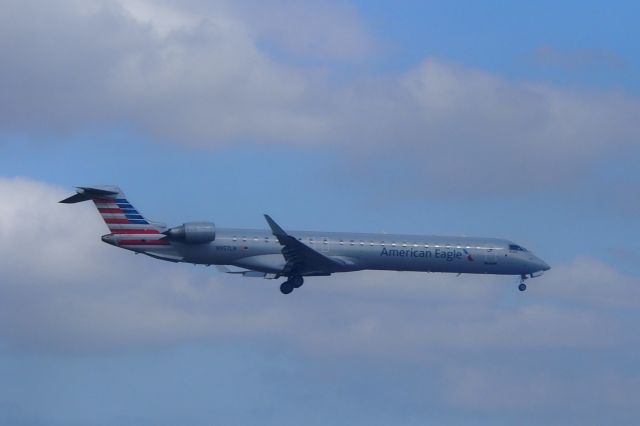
xmin=93 ymin=197 xmax=158 ymax=231
xmin=60 ymin=186 xmax=171 ymax=250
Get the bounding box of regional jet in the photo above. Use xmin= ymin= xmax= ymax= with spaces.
xmin=61 ymin=186 xmax=550 ymax=294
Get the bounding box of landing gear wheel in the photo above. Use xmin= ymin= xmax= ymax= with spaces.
xmin=280 ymin=281 xmax=294 ymax=295
xmin=292 ymin=276 xmax=304 ymax=288
xmin=518 ymin=283 xmax=527 ymax=292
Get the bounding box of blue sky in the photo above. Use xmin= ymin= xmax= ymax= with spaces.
xmin=356 ymin=1 xmax=639 ymax=90
xmin=0 ymin=1 xmax=639 ymax=425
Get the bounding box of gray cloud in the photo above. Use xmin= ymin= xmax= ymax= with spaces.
xmin=232 ymin=0 xmax=373 ymax=61
xmin=1 ymin=178 xmax=638 ymax=352
xmin=0 ymin=0 xmax=355 ymax=142
xmin=331 ymin=60 xmax=640 ymax=196
xmin=1 ymin=177 xmax=639 ymax=420
xmin=2 ymin=1 xmax=640 ymax=197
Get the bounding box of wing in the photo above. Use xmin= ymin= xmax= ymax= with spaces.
xmin=264 ymin=214 xmax=343 ymax=277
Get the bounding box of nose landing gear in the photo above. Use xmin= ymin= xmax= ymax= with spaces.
xmin=279 ymin=276 xmax=304 ymax=294
xmin=518 ymin=274 xmax=527 ymax=292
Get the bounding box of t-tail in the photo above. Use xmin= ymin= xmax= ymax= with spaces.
xmin=59 ymin=186 xmax=174 ymax=254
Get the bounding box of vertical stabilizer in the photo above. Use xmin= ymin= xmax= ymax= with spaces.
xmin=61 ymin=185 xmax=164 ymax=234
xmin=59 ymin=186 xmax=177 ymax=255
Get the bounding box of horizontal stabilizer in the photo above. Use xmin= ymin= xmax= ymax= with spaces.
xmin=59 ymin=193 xmax=93 ymax=204
xmin=59 ymin=186 xmax=120 ymax=203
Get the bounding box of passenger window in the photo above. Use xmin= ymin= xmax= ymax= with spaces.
xmin=360 ymin=241 xmax=364 ymax=246
xmin=339 ymin=240 xmax=344 ymax=245
xmin=350 ymin=240 xmax=355 ymax=246
xmin=232 ymin=236 xmax=237 ymax=242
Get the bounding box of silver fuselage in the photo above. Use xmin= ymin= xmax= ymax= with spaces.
xmin=117 ymin=227 xmax=550 ymax=277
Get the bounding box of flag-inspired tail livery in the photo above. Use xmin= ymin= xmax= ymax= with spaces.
xmin=61 ymin=186 xmax=550 ymax=294
xmin=60 ymin=186 xmax=175 ymax=258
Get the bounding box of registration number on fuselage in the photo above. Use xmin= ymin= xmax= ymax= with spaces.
xmin=216 ymin=245 xmax=238 ymax=251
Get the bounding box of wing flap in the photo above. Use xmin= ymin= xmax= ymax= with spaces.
xmin=215 ymin=265 xmax=278 ymax=279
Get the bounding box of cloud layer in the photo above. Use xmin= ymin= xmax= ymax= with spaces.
xmin=2 ymin=0 xmax=639 ymax=196
xmin=1 ymin=177 xmax=638 ymax=418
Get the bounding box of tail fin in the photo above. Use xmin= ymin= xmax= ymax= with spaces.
xmin=60 ymin=186 xmax=165 ymax=234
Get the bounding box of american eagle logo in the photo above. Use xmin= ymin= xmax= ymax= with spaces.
xmin=463 ymin=249 xmax=474 ymax=262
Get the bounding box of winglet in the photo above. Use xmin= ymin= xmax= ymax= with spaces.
xmin=264 ymin=214 xmax=287 ymax=238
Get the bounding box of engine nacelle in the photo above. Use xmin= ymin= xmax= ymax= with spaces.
xmin=165 ymin=222 xmax=216 ymax=244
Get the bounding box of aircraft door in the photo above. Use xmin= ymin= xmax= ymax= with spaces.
xmin=484 ymin=247 xmax=497 ymax=265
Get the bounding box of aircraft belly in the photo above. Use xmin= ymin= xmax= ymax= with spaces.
xmin=232 ymin=254 xmax=286 ymax=274
xmin=173 ymin=243 xmax=279 ymax=265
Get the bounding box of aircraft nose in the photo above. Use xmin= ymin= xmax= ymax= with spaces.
xmin=537 ymin=258 xmax=551 ymax=272
xmin=527 ymin=254 xmax=550 ymax=273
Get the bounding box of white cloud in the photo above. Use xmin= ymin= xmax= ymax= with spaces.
xmin=0 ymin=0 xmax=366 ymax=145
xmin=1 ymin=1 xmax=639 ymax=197
xmin=535 ymin=256 xmax=640 ymax=309
xmin=1 ymin=177 xmax=639 ymax=416
xmin=0 ymin=177 xmax=636 ymax=353
xmin=233 ymin=0 xmax=372 ymax=60
xmin=330 ymin=59 xmax=640 ymax=196
xmin=117 ymin=0 xmax=202 ymax=36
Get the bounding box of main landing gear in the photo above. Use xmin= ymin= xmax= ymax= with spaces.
xmin=518 ymin=274 xmax=527 ymax=292
xmin=279 ymin=276 xmax=304 ymax=295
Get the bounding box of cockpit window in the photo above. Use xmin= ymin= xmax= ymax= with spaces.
xmin=509 ymin=244 xmax=526 ymax=252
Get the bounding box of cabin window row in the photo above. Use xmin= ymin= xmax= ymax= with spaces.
xmin=228 ymin=236 xmax=496 ymax=250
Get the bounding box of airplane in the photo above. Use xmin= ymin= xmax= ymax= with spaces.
xmin=61 ymin=185 xmax=550 ymax=294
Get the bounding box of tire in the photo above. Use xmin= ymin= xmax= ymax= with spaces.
xmin=292 ymin=276 xmax=304 ymax=288
xmin=280 ymin=282 xmax=294 ymax=295
xmin=518 ymin=283 xmax=527 ymax=292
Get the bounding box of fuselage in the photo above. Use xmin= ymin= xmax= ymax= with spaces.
xmin=109 ymin=227 xmax=550 ymax=277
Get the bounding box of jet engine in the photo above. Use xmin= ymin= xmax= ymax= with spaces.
xmin=165 ymin=222 xmax=216 ymax=244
